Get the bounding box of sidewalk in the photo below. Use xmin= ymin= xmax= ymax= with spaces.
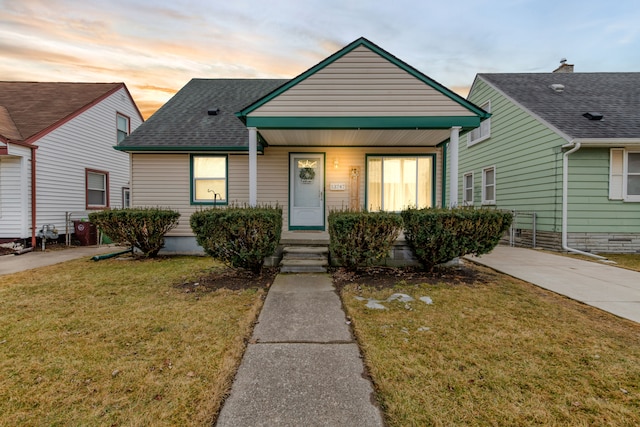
xmin=215 ymin=273 xmax=384 ymax=427
xmin=467 ymin=246 xmax=640 ymax=324
xmin=0 ymin=245 xmax=118 ymax=276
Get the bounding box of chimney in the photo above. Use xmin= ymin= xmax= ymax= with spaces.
xmin=553 ymin=58 xmax=574 ymax=73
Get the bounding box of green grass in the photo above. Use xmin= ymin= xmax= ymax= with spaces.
xmin=0 ymin=256 xmax=264 ymax=426
xmin=342 ymin=265 xmax=640 ymax=426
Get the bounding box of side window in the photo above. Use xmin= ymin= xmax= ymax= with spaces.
xmin=191 ymin=155 xmax=228 ymax=205
xmin=86 ymin=169 xmax=109 ymax=209
xmin=122 ymin=187 xmax=130 ymax=208
xmin=626 ymin=152 xmax=640 ymax=201
xmin=463 ymin=172 xmax=474 ymax=205
xmin=117 ymin=113 xmax=130 ymax=143
xmin=482 ymin=166 xmax=496 ymax=205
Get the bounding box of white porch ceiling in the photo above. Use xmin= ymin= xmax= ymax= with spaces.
xmin=259 ymin=128 xmax=452 ymax=147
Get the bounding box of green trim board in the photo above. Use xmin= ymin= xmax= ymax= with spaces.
xmin=189 ymin=154 xmax=229 ymax=206
xmin=236 ymin=37 xmax=490 ymax=121
xmin=364 ymin=153 xmax=437 ymax=211
xmin=245 ymin=116 xmax=481 ymax=130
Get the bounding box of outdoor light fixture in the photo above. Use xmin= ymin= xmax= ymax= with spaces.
xmin=334 ymin=158 xmax=339 ymax=169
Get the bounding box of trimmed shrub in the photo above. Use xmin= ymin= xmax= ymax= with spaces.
xmin=190 ymin=205 xmax=282 ymax=274
xmin=328 ymin=209 xmax=403 ymax=271
xmin=88 ymin=208 xmax=180 ymax=258
xmin=401 ymin=207 xmax=512 ymax=271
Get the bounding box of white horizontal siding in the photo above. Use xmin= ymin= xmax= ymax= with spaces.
xmin=251 ymin=46 xmax=473 ymax=117
xmin=0 ymin=148 xmax=31 ymax=238
xmin=35 ymin=87 xmax=141 ymax=232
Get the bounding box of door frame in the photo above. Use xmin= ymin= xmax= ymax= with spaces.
xmin=288 ymin=152 xmax=326 ymax=231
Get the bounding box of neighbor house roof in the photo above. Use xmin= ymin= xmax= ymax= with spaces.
xmin=116 ymin=78 xmax=288 ymax=152
xmin=478 ymin=73 xmax=640 ymax=140
xmin=0 ymin=82 xmax=134 ymax=144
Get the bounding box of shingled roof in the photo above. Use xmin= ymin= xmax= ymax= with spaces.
xmin=117 ymin=79 xmax=287 ymax=151
xmin=479 ymin=73 xmax=640 ymax=140
xmin=0 ymin=82 xmax=125 ymax=143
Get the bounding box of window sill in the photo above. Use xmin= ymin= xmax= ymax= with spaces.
xmin=467 ymin=135 xmax=490 ymax=147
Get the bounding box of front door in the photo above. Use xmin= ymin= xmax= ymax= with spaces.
xmin=289 ymin=153 xmax=324 ymax=229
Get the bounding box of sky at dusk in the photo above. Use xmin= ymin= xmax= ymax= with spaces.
xmin=2 ymin=0 xmax=640 ymax=118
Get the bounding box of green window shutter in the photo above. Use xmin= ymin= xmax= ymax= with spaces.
xmin=609 ymin=148 xmax=624 ymax=200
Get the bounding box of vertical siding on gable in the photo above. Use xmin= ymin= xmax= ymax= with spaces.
xmin=35 ymin=87 xmax=141 ymax=232
xmin=251 ymin=46 xmax=474 ymax=118
xmin=459 ymin=79 xmax=564 ymax=233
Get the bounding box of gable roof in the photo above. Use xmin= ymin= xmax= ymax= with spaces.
xmin=238 ymin=37 xmax=489 ymax=125
xmin=477 ymin=73 xmax=640 ymax=140
xmin=117 ymin=79 xmax=288 ymax=151
xmin=0 ymin=82 xmax=139 ymax=144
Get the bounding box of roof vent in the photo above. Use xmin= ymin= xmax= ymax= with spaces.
xmin=583 ymin=112 xmax=603 ymax=121
xmin=550 ymin=84 xmax=565 ymax=93
xmin=207 ymin=108 xmax=220 ymax=116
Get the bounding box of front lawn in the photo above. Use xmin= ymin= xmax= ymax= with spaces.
xmin=339 ymin=265 xmax=640 ymax=426
xmin=0 ymin=256 xmax=267 ymax=426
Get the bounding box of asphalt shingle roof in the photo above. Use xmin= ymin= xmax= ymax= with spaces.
xmin=119 ymin=79 xmax=288 ymax=149
xmin=479 ymin=73 xmax=640 ymax=140
xmin=0 ymin=82 xmax=123 ymax=142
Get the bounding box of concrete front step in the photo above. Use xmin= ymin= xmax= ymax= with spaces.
xmin=282 ymin=246 xmax=329 ymax=255
xmin=280 ymin=257 xmax=329 ymax=273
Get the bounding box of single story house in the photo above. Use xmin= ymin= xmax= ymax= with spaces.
xmin=0 ymin=82 xmax=143 ymax=246
xmin=451 ymin=68 xmax=640 ymax=253
xmin=117 ymin=37 xmax=489 ymax=257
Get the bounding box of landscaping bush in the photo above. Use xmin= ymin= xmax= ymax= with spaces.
xmin=401 ymin=207 xmax=512 ymax=271
xmin=328 ymin=209 xmax=403 ymax=270
xmin=88 ymin=208 xmax=180 ymax=258
xmin=190 ymin=205 xmax=282 ymax=274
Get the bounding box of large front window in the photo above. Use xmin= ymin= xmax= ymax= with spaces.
xmin=191 ymin=155 xmax=227 ymax=204
xmin=367 ymin=155 xmax=433 ymax=212
xmin=627 ymin=152 xmax=640 ymax=200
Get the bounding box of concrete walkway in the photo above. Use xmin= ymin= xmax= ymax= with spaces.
xmin=467 ymin=246 xmax=640 ymax=323
xmin=216 ymin=273 xmax=384 ymax=427
xmin=0 ymin=245 xmax=119 ymax=276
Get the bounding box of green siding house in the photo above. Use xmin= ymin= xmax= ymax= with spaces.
xmin=449 ymin=71 xmax=640 ymax=253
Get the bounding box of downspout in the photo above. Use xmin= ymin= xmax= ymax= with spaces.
xmin=30 ymin=145 xmax=37 ymax=248
xmin=561 ymin=142 xmax=606 ymax=260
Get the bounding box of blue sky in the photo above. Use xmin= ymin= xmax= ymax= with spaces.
xmin=1 ymin=0 xmax=639 ymax=117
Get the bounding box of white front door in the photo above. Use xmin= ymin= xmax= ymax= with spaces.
xmin=289 ymin=153 xmax=324 ymax=229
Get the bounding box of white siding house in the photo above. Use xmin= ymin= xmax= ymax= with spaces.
xmin=0 ymin=82 xmax=143 ymax=246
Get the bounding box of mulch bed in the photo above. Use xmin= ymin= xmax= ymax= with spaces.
xmin=330 ymin=264 xmax=495 ymax=290
xmin=176 ymin=267 xmax=279 ymax=293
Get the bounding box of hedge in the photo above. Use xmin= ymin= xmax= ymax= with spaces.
xmin=401 ymin=207 xmax=512 ymax=271
xmin=328 ymin=209 xmax=402 ymax=270
xmin=190 ymin=205 xmax=282 ymax=274
xmin=88 ymin=208 xmax=180 ymax=258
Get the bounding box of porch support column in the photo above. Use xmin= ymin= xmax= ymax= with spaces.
xmin=248 ymin=127 xmax=258 ymax=207
xmin=449 ymin=126 xmax=461 ymax=208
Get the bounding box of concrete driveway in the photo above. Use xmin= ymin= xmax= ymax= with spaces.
xmin=467 ymin=246 xmax=640 ymax=324
xmin=0 ymin=245 xmax=119 ymax=276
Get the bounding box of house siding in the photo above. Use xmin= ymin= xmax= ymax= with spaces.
xmin=132 ymin=146 xmax=441 ymax=240
xmin=459 ymin=78 xmax=640 ymax=252
xmin=35 ymin=87 xmax=141 ymax=235
xmin=251 ymin=46 xmax=474 ymax=118
xmin=0 ymin=146 xmax=32 ymax=239
xmin=458 ymin=78 xmax=564 ymax=234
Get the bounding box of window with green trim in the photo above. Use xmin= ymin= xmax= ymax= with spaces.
xmin=367 ymin=155 xmax=433 ymax=212
xmin=191 ymin=155 xmax=227 ymax=204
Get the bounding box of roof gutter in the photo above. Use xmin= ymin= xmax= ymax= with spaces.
xmin=561 ymin=142 xmax=606 ymax=260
